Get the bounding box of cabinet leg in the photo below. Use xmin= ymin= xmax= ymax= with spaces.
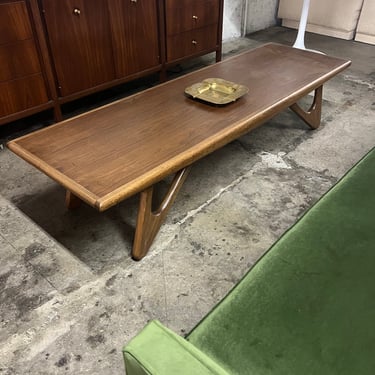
xmin=53 ymin=104 xmax=63 ymax=123
xmin=216 ymin=48 xmax=222 ymax=62
xmin=159 ymin=68 xmax=167 ymax=83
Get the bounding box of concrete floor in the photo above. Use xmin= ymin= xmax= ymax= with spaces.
xmin=0 ymin=27 xmax=374 ymax=374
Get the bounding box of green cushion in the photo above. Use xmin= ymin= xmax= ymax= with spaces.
xmin=187 ymin=147 xmax=375 ymax=374
xmin=123 ymin=320 xmax=230 ymax=375
xmin=124 ymin=148 xmax=375 ymax=375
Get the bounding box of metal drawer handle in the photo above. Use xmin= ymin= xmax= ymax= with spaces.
xmin=131 ymin=0 xmax=137 ymax=2
xmin=192 ymin=15 xmax=198 ymax=20
xmin=73 ymin=8 xmax=81 ymax=15
xmin=192 ymin=40 xmax=198 ymax=45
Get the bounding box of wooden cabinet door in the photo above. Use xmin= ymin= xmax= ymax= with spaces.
xmin=109 ymin=0 xmax=160 ymax=78
xmin=192 ymin=0 xmax=220 ymax=29
xmin=0 ymin=39 xmax=42 ymax=82
xmin=41 ymin=0 xmax=115 ymax=96
xmin=0 ymin=76 xmax=49 ymax=118
xmin=0 ymin=1 xmax=33 ymax=44
xmin=0 ymin=1 xmax=49 ymax=119
xmin=166 ymin=25 xmax=218 ymax=62
xmin=165 ymin=0 xmax=219 ymax=35
xmin=165 ymin=0 xmax=192 ymax=35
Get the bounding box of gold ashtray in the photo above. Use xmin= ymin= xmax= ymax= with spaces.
xmin=185 ymin=78 xmax=249 ymax=105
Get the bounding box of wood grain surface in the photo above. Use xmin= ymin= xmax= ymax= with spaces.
xmin=8 ymin=43 xmax=351 ymax=211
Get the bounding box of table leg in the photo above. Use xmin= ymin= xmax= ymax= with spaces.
xmin=290 ymin=85 xmax=323 ymax=129
xmin=65 ymin=190 xmax=82 ymax=209
xmin=132 ymin=166 xmax=191 ymax=261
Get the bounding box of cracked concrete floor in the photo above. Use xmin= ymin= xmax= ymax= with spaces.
xmin=1 ymin=27 xmax=375 ymax=374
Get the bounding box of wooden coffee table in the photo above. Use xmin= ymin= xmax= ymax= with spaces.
xmin=8 ymin=43 xmax=350 ymax=260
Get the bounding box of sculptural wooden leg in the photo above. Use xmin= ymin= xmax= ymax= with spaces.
xmin=65 ymin=190 xmax=82 ymax=209
xmin=132 ymin=166 xmax=191 ymax=261
xmin=290 ymin=85 xmax=323 ymax=129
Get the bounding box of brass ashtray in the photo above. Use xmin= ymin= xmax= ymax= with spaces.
xmin=185 ymin=78 xmax=249 ymax=105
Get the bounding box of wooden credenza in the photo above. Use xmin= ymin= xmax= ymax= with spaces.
xmin=0 ymin=0 xmax=224 ymax=126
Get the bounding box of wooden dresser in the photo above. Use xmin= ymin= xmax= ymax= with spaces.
xmin=0 ymin=0 xmax=224 ymax=127
xmin=165 ymin=0 xmax=223 ymax=64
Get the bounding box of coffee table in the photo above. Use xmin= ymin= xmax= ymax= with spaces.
xmin=8 ymin=43 xmax=351 ymax=260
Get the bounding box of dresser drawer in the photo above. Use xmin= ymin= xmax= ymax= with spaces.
xmin=0 ymin=2 xmax=33 ymax=45
xmin=167 ymin=25 xmax=218 ymax=62
xmin=0 ymin=74 xmax=49 ymax=117
xmin=0 ymin=39 xmax=41 ymax=82
xmin=166 ymin=0 xmax=219 ymax=35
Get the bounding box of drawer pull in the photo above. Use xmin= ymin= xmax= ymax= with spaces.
xmin=192 ymin=15 xmax=198 ymax=20
xmin=131 ymin=0 xmax=137 ymax=2
xmin=73 ymin=8 xmax=81 ymax=15
xmin=192 ymin=40 xmax=198 ymax=45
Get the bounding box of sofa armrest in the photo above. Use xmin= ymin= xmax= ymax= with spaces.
xmin=123 ymin=320 xmax=230 ymax=375
xmin=355 ymin=0 xmax=375 ymax=44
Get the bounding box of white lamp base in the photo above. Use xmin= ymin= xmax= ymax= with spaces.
xmin=292 ymin=0 xmax=325 ymax=54
xmin=293 ymin=0 xmax=310 ymax=49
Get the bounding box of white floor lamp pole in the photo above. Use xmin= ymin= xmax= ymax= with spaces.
xmin=293 ymin=0 xmax=311 ymax=50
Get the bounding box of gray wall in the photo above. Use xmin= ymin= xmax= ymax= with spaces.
xmin=245 ymin=0 xmax=280 ymax=34
xmin=223 ymin=0 xmax=246 ymax=40
xmin=223 ymin=0 xmax=279 ymax=40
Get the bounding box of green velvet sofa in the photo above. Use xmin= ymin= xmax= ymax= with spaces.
xmin=123 ymin=147 xmax=375 ymax=375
